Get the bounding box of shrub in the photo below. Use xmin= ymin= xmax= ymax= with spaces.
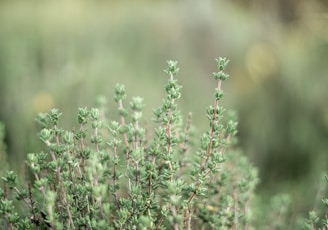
xmin=0 ymin=58 xmax=260 ymax=229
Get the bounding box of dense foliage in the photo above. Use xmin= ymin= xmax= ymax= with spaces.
xmin=1 ymin=59 xmax=327 ymax=229
xmin=0 ymin=59 xmax=261 ymax=229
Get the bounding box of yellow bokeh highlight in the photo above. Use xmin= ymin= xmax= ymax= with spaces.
xmin=32 ymin=91 xmax=55 ymax=114
xmin=245 ymin=43 xmax=278 ymax=82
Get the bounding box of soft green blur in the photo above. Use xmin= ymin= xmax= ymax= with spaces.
xmin=0 ymin=0 xmax=327 ymax=225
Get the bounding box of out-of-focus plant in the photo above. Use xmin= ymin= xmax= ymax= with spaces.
xmin=0 ymin=122 xmax=8 ymax=174
xmin=303 ymin=174 xmax=328 ymax=230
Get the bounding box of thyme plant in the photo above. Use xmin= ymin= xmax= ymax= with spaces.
xmin=0 ymin=58 xmax=259 ymax=229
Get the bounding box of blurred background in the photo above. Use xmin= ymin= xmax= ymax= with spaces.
xmin=0 ymin=0 xmax=327 ymax=226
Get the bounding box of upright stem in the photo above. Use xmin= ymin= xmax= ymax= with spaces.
xmin=119 ymin=99 xmax=129 ymax=149
xmin=52 ymin=125 xmax=75 ymax=228
xmin=118 ymin=99 xmax=131 ymax=192
xmin=79 ymin=124 xmax=86 ymax=175
xmin=113 ymin=143 xmax=120 ymax=209
xmin=166 ymin=72 xmax=175 ymax=182
xmin=201 ymin=79 xmax=222 ymax=172
xmin=133 ymin=119 xmax=139 ymax=186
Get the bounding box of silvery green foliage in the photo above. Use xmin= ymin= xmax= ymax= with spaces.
xmin=0 ymin=59 xmax=260 ymax=229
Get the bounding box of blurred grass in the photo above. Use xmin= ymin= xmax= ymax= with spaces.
xmin=0 ymin=0 xmax=327 ymax=225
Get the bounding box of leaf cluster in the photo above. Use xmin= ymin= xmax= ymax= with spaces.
xmin=0 ymin=58 xmax=259 ymax=229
